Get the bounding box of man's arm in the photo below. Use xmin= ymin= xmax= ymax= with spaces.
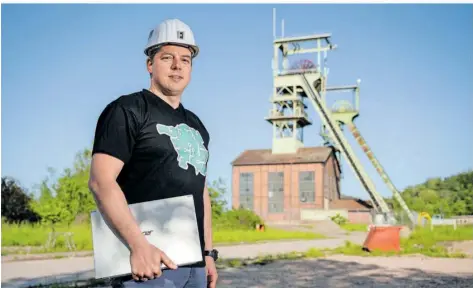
xmin=203 ymin=182 xmax=213 ymax=251
xmin=88 ymin=153 xmax=148 ymax=251
xmin=203 ymin=181 xmax=219 ymax=288
xmin=89 ymin=101 xmax=176 ymax=280
xmin=89 ymin=102 xmax=147 ymax=251
xmin=89 ymin=153 xmax=176 ymax=280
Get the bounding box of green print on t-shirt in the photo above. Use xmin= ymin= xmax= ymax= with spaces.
xmin=156 ymin=123 xmax=209 ymax=176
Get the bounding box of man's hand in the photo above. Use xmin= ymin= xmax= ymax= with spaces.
xmin=205 ymin=256 xmax=218 ymax=288
xmin=130 ymin=242 xmax=177 ymax=282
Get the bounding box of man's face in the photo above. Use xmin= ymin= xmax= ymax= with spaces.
xmin=147 ymin=45 xmax=193 ymax=97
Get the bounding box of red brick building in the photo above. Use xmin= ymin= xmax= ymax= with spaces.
xmin=231 ymin=146 xmax=373 ymax=224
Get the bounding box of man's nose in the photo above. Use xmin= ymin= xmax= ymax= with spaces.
xmin=171 ymin=58 xmax=182 ymax=69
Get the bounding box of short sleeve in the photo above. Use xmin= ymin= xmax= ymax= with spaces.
xmin=92 ymin=102 xmax=138 ymax=164
xmin=194 ymin=114 xmax=210 ymax=146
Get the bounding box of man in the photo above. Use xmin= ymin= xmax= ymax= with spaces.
xmin=88 ymin=18 xmax=218 ymax=288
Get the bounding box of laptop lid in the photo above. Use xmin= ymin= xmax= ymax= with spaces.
xmin=90 ymin=194 xmax=203 ymax=279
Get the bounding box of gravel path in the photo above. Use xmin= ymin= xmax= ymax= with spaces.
xmin=3 ymin=255 xmax=472 ymax=288
xmin=217 ymin=256 xmax=473 ymax=288
xmin=1 ymin=235 xmax=367 ymax=287
xmin=2 ymin=234 xmax=473 ymax=288
xmin=3 ymin=254 xmax=473 ymax=288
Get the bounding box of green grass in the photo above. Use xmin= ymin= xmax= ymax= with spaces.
xmin=2 ymin=222 xmax=325 ymax=254
xmin=400 ymin=224 xmax=472 ymax=258
xmin=331 ymin=225 xmax=473 ymax=258
xmin=330 ymin=239 xmax=468 ymax=258
xmin=2 ymin=221 xmax=471 ymax=259
xmin=339 ymin=223 xmax=368 ymax=232
xmin=2 ymin=222 xmax=93 ymax=252
xmin=216 ymin=247 xmax=325 ymax=269
xmin=406 ymin=224 xmax=473 ymax=243
xmin=213 ymin=227 xmax=325 ymax=244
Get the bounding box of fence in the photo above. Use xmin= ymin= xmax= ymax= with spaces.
xmin=396 ymin=211 xmax=473 ymax=230
xmin=451 ymin=215 xmax=473 ymax=225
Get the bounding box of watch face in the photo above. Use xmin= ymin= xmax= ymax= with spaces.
xmin=212 ymin=249 xmax=218 ymax=260
xmin=205 ymin=249 xmax=219 ymax=260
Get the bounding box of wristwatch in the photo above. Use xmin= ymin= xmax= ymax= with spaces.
xmin=204 ymin=249 xmax=219 ymax=261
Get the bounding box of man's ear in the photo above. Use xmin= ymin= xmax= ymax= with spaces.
xmin=146 ymin=57 xmax=153 ymax=74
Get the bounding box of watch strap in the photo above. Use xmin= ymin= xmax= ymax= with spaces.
xmin=204 ymin=249 xmax=218 ymax=260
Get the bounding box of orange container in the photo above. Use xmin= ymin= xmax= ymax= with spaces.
xmin=256 ymin=224 xmax=265 ymax=232
xmin=362 ymin=225 xmax=402 ymax=252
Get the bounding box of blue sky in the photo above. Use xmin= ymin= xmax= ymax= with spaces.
xmin=2 ymin=4 xmax=472 ymax=206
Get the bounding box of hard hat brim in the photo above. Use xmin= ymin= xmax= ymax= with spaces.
xmin=144 ymin=42 xmax=199 ymax=58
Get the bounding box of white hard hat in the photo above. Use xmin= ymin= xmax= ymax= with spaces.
xmin=144 ymin=19 xmax=199 ymax=58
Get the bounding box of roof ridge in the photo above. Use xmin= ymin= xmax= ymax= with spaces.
xmin=232 ymin=146 xmax=335 ymax=166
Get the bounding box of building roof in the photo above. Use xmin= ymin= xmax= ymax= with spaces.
xmin=231 ymin=146 xmax=334 ymax=166
xmin=330 ymin=197 xmax=374 ymax=211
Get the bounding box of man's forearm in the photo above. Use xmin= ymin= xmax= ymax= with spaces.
xmin=89 ymin=180 xmax=147 ymax=251
xmin=203 ymin=183 xmax=213 ymax=251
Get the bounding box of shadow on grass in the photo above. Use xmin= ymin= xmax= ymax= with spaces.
xmin=216 ymin=258 xmax=473 ymax=288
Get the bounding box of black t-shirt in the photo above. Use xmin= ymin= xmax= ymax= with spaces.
xmin=92 ymin=89 xmax=210 ymax=268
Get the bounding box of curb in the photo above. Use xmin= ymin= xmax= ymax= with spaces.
xmin=2 ymin=251 xmax=94 ymax=263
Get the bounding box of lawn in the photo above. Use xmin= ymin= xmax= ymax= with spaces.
xmin=218 ymin=225 xmax=473 ymax=267
xmin=214 ymin=227 xmax=325 ymax=244
xmin=405 ymin=224 xmax=472 ymax=243
xmin=1 ymin=222 xmax=325 ymax=254
xmin=339 ymin=223 xmax=368 ymax=232
xmin=333 ymin=224 xmax=473 ymax=258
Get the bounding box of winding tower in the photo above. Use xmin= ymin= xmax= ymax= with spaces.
xmin=265 ymin=19 xmax=415 ymax=224
xmin=231 ymin=9 xmax=415 ymax=226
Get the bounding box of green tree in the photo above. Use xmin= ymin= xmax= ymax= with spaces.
xmin=207 ymin=177 xmax=228 ymax=219
xmin=30 ymin=148 xmax=96 ymax=228
xmin=1 ymin=176 xmax=40 ymax=223
xmin=30 ymin=179 xmax=71 ymax=229
xmin=388 ymin=170 xmax=473 ymax=217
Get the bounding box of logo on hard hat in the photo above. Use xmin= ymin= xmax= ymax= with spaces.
xmin=177 ymin=31 xmax=184 ymax=40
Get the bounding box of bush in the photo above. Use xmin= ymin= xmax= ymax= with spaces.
xmin=207 ymin=178 xmax=264 ymax=231
xmin=213 ymin=207 xmax=264 ymax=230
xmin=330 ymin=213 xmax=348 ymax=225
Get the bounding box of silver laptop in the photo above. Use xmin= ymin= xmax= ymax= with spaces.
xmin=90 ymin=194 xmax=203 ymax=279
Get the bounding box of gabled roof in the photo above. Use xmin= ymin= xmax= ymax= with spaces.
xmin=331 ymin=196 xmax=374 ymax=211
xmin=231 ymin=146 xmax=334 ymax=166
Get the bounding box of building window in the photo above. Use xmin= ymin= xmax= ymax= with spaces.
xmin=268 ymin=172 xmax=284 ymax=213
xmin=323 ymin=168 xmax=329 ymax=198
xmin=330 ymin=175 xmax=336 ymax=200
xmin=299 ymin=171 xmax=315 ymax=203
xmin=239 ymin=173 xmax=254 ymax=210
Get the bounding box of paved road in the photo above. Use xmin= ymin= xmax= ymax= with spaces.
xmin=2 ymin=235 xmax=365 ymax=288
